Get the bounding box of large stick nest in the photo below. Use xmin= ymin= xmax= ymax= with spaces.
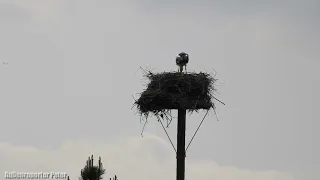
xmin=134 ymin=69 xmax=221 ymax=117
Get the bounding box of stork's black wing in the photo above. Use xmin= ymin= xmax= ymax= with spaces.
xmin=176 ymin=56 xmax=183 ymax=65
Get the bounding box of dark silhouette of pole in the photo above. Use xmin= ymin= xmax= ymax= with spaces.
xmin=176 ymin=108 xmax=186 ymax=180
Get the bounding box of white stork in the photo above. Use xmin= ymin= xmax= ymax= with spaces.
xmin=176 ymin=52 xmax=189 ymax=73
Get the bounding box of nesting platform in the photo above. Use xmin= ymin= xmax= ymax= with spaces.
xmin=135 ymin=71 xmax=217 ymax=115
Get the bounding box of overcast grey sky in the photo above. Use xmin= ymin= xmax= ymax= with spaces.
xmin=0 ymin=0 xmax=319 ymax=180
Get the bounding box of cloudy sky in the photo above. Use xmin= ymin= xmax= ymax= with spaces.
xmin=0 ymin=0 xmax=319 ymax=180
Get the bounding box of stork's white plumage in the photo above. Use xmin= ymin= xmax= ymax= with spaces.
xmin=176 ymin=52 xmax=189 ymax=73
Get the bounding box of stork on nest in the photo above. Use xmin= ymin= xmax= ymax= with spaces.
xmin=176 ymin=52 xmax=189 ymax=73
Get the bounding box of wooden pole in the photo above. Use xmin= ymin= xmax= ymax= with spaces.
xmin=176 ymin=108 xmax=186 ymax=180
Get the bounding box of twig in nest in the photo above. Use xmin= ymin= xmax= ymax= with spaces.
xmin=164 ymin=111 xmax=173 ymax=128
xmin=212 ymin=96 xmax=225 ymax=105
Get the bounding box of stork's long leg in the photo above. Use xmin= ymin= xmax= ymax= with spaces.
xmin=179 ymin=66 xmax=183 ymax=73
xmin=185 ymin=65 xmax=187 ymax=72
